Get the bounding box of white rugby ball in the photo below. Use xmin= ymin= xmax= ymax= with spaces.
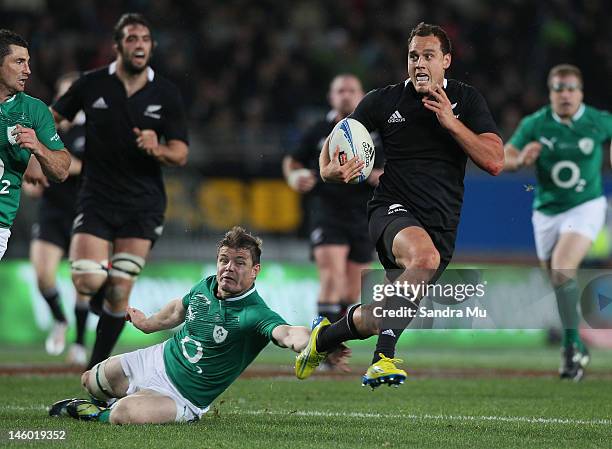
xmin=328 ymin=118 xmax=375 ymax=184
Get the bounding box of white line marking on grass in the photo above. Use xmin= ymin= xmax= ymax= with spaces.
xmin=3 ymin=405 xmax=611 ymax=427
xmin=234 ymin=409 xmax=612 ymax=426
xmin=2 ymin=405 xmax=48 ymax=412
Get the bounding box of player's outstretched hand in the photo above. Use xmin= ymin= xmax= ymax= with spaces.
xmin=125 ymin=306 xmax=150 ymax=333
xmin=517 ymin=141 xmax=542 ymax=167
xmin=133 ymin=128 xmax=161 ymax=158
xmin=327 ymin=343 xmax=352 ymax=373
xmin=320 ymin=145 xmax=365 ymax=184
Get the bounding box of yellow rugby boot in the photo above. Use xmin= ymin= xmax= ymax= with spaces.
xmin=295 ymin=316 xmax=331 ymax=380
xmin=362 ymin=353 xmax=407 ymax=388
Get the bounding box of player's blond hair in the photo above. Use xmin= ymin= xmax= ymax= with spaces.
xmin=547 ymin=64 xmax=583 ymax=88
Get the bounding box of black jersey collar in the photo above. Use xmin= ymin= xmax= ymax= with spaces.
xmin=108 ymin=61 xmax=155 ymax=82
xmin=405 ymin=78 xmax=448 ymax=88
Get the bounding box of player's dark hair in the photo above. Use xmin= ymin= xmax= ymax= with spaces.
xmin=547 ymin=64 xmax=583 ymax=88
xmin=408 ymin=22 xmax=452 ymax=55
xmin=0 ymin=29 xmax=28 ymax=65
xmin=113 ymin=13 xmax=152 ymax=44
xmin=217 ymin=226 xmax=263 ymax=265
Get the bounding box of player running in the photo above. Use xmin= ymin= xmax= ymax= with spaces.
xmin=504 ymin=64 xmax=612 ymax=381
xmin=283 ymin=74 xmax=383 ymax=330
xmin=296 ymin=22 xmax=503 ymax=387
xmin=0 ymin=29 xmax=70 ymax=260
xmin=50 ymin=13 xmax=189 ymax=369
xmin=49 ymin=227 xmax=349 ymax=424
xmin=23 ymin=72 xmax=88 ymax=364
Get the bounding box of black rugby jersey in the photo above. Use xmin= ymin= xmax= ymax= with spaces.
xmin=40 ymin=118 xmax=85 ymax=214
xmin=52 ymin=63 xmax=188 ymax=213
xmin=290 ymin=113 xmax=384 ymax=221
xmin=350 ymin=79 xmax=499 ymax=230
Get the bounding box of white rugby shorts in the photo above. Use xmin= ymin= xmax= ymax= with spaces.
xmin=119 ymin=342 xmax=209 ymax=422
xmin=0 ymin=227 xmax=10 ymax=261
xmin=532 ymin=196 xmax=606 ymax=261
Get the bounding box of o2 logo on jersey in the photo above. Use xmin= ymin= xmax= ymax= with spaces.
xmin=578 ymin=138 xmax=594 ymax=155
xmin=551 ymin=160 xmax=586 ymax=192
xmin=213 ymin=325 xmax=228 ymax=344
xmin=180 ymin=335 xmax=203 ymax=363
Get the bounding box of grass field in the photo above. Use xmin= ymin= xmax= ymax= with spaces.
xmin=1 ymin=344 xmax=612 ymax=449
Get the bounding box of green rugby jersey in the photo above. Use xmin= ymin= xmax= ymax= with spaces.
xmin=509 ymin=104 xmax=612 ymax=215
xmin=164 ymin=275 xmax=287 ymax=408
xmin=0 ymin=93 xmax=64 ymax=228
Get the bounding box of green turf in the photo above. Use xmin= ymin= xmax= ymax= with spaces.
xmin=1 ymin=346 xmax=612 ymax=448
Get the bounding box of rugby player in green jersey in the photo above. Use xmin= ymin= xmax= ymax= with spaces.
xmin=505 ymin=64 xmax=612 ymax=381
xmin=0 ymin=30 xmax=70 ymax=259
xmin=49 ymin=226 xmax=349 ymax=424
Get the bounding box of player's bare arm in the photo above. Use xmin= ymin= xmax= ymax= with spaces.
xmin=276 ymin=324 xmax=352 ymax=372
xmin=68 ymin=154 xmax=82 ymax=176
xmin=504 ymin=142 xmax=542 ymax=171
xmin=282 ymin=155 xmax=316 ymax=193
xmin=126 ymin=298 xmax=186 ymax=334
xmin=132 ymin=128 xmax=188 ymax=167
xmin=319 ymin=136 xmax=365 ymax=183
xmin=272 ymin=325 xmax=311 ymax=352
xmin=422 ymin=84 xmax=503 ymax=176
xmin=13 ymin=124 xmax=70 ymax=182
xmin=23 ymin=156 xmax=48 ymax=187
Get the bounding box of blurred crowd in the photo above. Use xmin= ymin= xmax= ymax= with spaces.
xmin=3 ymin=0 xmax=611 ymax=141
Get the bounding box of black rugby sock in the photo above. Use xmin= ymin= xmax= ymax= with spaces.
xmin=87 ymin=306 xmax=126 ymax=369
xmin=74 ymin=302 xmax=89 ymax=345
xmin=317 ymin=302 xmax=342 ymax=323
xmin=316 ymin=305 xmax=364 ymax=352
xmin=42 ymin=288 xmax=67 ymax=323
xmin=88 ymin=285 xmax=107 ymax=316
xmin=372 ymin=328 xmax=405 ymax=363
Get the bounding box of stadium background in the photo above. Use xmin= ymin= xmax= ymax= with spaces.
xmin=1 ymin=2 xmax=612 ymax=447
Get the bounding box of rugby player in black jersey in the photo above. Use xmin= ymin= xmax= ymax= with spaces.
xmin=50 ymin=13 xmax=189 ymax=370
xmin=295 ymin=22 xmax=503 ymax=387
xmin=24 ymin=72 xmax=87 ymax=364
xmin=283 ymin=74 xmax=383 ymax=342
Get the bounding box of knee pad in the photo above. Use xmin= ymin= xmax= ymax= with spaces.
xmin=108 ymin=253 xmax=145 ymax=280
xmin=87 ymin=361 xmax=114 ymax=401
xmin=71 ymin=259 xmax=108 ymax=295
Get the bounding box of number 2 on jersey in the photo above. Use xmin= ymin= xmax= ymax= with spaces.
xmin=0 ymin=158 xmax=11 ymax=195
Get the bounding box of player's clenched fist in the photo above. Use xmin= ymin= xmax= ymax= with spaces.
xmin=12 ymin=124 xmax=43 ymax=155
xmin=518 ymin=141 xmax=542 ymax=167
xmin=133 ymin=127 xmax=160 ymax=157
xmin=125 ymin=306 xmax=150 ymax=333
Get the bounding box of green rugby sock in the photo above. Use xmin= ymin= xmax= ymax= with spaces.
xmin=98 ymin=409 xmax=111 ymax=423
xmin=554 ymin=279 xmax=582 ymax=348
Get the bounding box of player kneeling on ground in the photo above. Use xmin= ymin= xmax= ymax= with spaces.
xmin=49 ymin=226 xmax=349 ymax=424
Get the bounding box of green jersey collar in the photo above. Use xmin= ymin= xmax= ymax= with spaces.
xmin=212 ymin=277 xmax=256 ymax=302
xmin=223 ymin=284 xmax=256 ymax=302
xmin=1 ymin=94 xmax=17 ymax=104
xmin=552 ymin=103 xmax=585 ymax=125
